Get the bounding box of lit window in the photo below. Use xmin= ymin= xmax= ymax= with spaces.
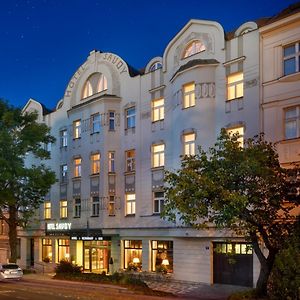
xmin=152 ymin=98 xmax=164 ymax=122
xmin=183 ymin=133 xmax=196 ymax=156
xmin=44 ymin=202 xmax=51 ymax=219
xmin=73 ymin=120 xmax=81 ymax=139
xmin=283 ymin=42 xmax=300 ymax=76
xmin=91 ymin=153 xmax=100 ymax=174
xmin=61 ymin=164 xmax=68 ymax=183
xmin=74 ymin=158 xmax=82 ymax=177
xmin=91 ymin=113 xmax=101 ymax=134
xmin=109 ymin=111 xmax=115 ymax=131
xmin=74 ymin=198 xmax=81 ymax=218
xmin=125 ymin=193 xmax=136 ymax=215
xmin=60 ymin=200 xmax=68 ymax=219
xmin=42 ymin=239 xmax=52 ymax=263
xmin=183 ymin=83 xmax=195 ymax=108
xmin=285 ymin=106 xmax=300 ymax=139
xmin=151 ymin=241 xmax=173 ymax=273
xmin=227 ymin=73 xmax=243 ymax=100
xmin=108 ymin=152 xmax=115 ymax=172
xmin=108 ymin=196 xmax=115 ymax=216
xmin=125 ymin=149 xmax=135 ymax=172
xmin=152 ymin=144 xmax=165 ymax=168
xmin=82 ymin=73 xmax=108 ymax=99
xmin=124 ymin=240 xmax=142 ymax=269
xmin=91 ymin=196 xmax=100 ymax=216
xmin=82 ymin=81 xmax=93 ymax=98
xmin=57 ymin=239 xmax=70 ymax=262
xmin=126 ymin=107 xmax=135 ymax=129
xmin=97 ymin=73 xmax=108 ymax=93
xmin=227 ymin=126 xmax=244 ymax=147
xmin=149 ymin=62 xmax=162 ymax=72
xmin=60 ymin=130 xmax=67 ymax=147
xmin=153 ymin=191 xmax=164 ymax=214
xmin=183 ymin=40 xmax=206 ymax=58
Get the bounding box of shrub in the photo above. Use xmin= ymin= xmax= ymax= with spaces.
xmin=55 ymin=260 xmax=82 ymax=274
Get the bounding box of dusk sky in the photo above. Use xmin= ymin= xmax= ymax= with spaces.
xmin=0 ymin=0 xmax=295 ymax=109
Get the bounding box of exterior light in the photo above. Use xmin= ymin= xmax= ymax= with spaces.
xmin=162 ymin=259 xmax=169 ymax=265
xmin=132 ymin=257 xmax=140 ymax=264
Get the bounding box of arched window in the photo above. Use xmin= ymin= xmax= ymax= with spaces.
xmin=97 ymin=73 xmax=108 ymax=93
xmin=82 ymin=73 xmax=108 ymax=99
xmin=82 ymin=81 xmax=93 ymax=98
xmin=149 ymin=62 xmax=162 ymax=72
xmin=183 ymin=40 xmax=206 ymax=59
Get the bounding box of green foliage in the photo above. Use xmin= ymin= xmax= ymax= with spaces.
xmin=228 ymin=289 xmax=260 ymax=300
xmin=55 ymin=260 xmax=82 ymax=274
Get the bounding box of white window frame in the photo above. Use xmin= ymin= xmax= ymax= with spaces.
xmin=126 ymin=107 xmax=136 ymax=129
xmin=61 ymin=164 xmax=68 ymax=183
xmin=91 ymin=113 xmax=101 ymax=134
xmin=60 ymin=200 xmax=68 ymax=219
xmin=226 ymin=126 xmax=245 ymax=147
xmin=74 ymin=158 xmax=81 ymax=177
xmin=125 ymin=193 xmax=136 ymax=215
xmin=73 ymin=120 xmax=81 ymax=139
xmin=283 ymin=42 xmax=300 ymax=76
xmin=97 ymin=73 xmax=108 ymax=93
xmin=152 ymin=98 xmax=164 ymax=122
xmin=82 ymin=80 xmax=93 ymax=98
xmin=183 ymin=83 xmax=195 ymax=108
xmin=108 ymin=196 xmax=115 ymax=216
xmin=109 ymin=111 xmax=115 ymax=131
xmin=125 ymin=149 xmax=135 ymax=172
xmin=149 ymin=62 xmax=162 ymax=72
xmin=152 ymin=143 xmax=165 ymax=168
xmin=153 ymin=191 xmax=164 ymax=214
xmin=183 ymin=40 xmax=206 ymax=58
xmin=91 ymin=196 xmax=100 ymax=217
xmin=227 ymin=72 xmax=244 ymax=101
xmin=108 ymin=151 xmax=115 ymax=172
xmin=183 ymin=133 xmax=196 ymax=156
xmin=74 ymin=198 xmax=81 ymax=218
xmin=60 ymin=129 xmax=68 ymax=147
xmin=91 ymin=153 xmax=100 ymax=175
xmin=44 ymin=202 xmax=51 ymax=220
xmin=284 ymin=106 xmax=300 ymax=139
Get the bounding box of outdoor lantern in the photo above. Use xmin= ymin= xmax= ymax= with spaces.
xmin=162 ymin=259 xmax=169 ymax=265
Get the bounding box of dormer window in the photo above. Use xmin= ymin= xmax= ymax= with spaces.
xmin=183 ymin=40 xmax=206 ymax=59
xmin=82 ymin=73 xmax=108 ymax=99
xmin=149 ymin=62 xmax=162 ymax=72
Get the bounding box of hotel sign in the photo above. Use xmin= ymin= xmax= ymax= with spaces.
xmin=45 ymin=222 xmax=72 ymax=236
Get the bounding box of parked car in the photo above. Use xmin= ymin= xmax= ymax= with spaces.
xmin=0 ymin=263 xmax=23 ymax=280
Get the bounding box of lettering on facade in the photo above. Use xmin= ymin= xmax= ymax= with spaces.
xmin=102 ymin=53 xmax=128 ymax=75
xmin=64 ymin=63 xmax=87 ymax=97
xmin=47 ymin=222 xmax=72 ymax=231
xmin=70 ymin=236 xmax=103 ymax=241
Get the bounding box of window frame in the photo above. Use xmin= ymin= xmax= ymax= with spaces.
xmin=284 ymin=106 xmax=300 ymax=139
xmin=226 ymin=126 xmax=245 ymax=148
xmin=125 ymin=107 xmax=136 ymax=129
xmin=44 ymin=201 xmax=51 ymax=220
xmin=125 ymin=193 xmax=136 ymax=216
xmin=73 ymin=119 xmax=81 ymax=139
xmin=182 ymin=40 xmax=206 ymax=59
xmin=283 ymin=42 xmax=300 ymax=76
xmin=183 ymin=132 xmax=196 ymax=156
xmin=74 ymin=198 xmax=81 ymax=218
xmin=182 ymin=82 xmax=196 ymax=109
xmin=227 ymin=72 xmax=244 ymax=101
xmin=91 ymin=113 xmax=101 ymax=134
xmin=74 ymin=157 xmax=82 ymax=178
xmin=152 ymin=98 xmax=164 ymax=122
xmin=109 ymin=111 xmax=115 ymax=131
xmin=91 ymin=196 xmax=100 ymax=217
xmin=60 ymin=129 xmax=68 ymax=147
xmin=152 ymin=143 xmax=165 ymax=168
xmin=108 ymin=195 xmax=115 ymax=216
xmin=108 ymin=151 xmax=115 ymax=172
xmin=125 ymin=149 xmax=135 ymax=172
xmin=91 ymin=153 xmax=100 ymax=175
xmin=153 ymin=191 xmax=164 ymax=214
xmin=61 ymin=164 xmax=68 ymax=183
xmin=60 ymin=200 xmax=68 ymax=219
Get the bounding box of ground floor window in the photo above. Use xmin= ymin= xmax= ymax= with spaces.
xmin=124 ymin=240 xmax=142 ymax=270
xmin=42 ymin=238 xmax=52 ymax=262
xmin=57 ymin=239 xmax=70 ymax=262
xmin=151 ymin=240 xmax=173 ymax=273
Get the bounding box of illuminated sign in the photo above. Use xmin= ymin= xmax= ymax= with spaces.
xmin=46 ymin=222 xmax=72 ymax=231
xmin=70 ymin=236 xmax=103 ymax=241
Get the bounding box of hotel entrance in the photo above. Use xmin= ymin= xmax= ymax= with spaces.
xmin=83 ymin=241 xmax=111 ymax=273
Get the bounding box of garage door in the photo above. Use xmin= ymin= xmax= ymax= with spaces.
xmin=213 ymin=242 xmax=253 ymax=287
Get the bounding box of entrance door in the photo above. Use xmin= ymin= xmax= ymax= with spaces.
xmin=30 ymin=238 xmax=34 ymax=266
xmin=213 ymin=242 xmax=253 ymax=287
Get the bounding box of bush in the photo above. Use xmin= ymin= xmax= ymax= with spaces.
xmin=227 ymin=289 xmax=259 ymax=300
xmin=55 ymin=260 xmax=82 ymax=274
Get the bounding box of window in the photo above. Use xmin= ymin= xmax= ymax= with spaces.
xmin=227 ymin=73 xmax=243 ymax=100
xmin=149 ymin=62 xmax=162 ymax=72
xmin=91 ymin=153 xmax=100 ymax=175
xmin=285 ymin=106 xmax=300 ymax=139
xmin=283 ymin=42 xmax=300 ymax=76
xmin=108 ymin=196 xmax=115 ymax=216
xmin=73 ymin=120 xmax=81 ymax=139
xmin=44 ymin=202 xmax=51 ymax=219
xmin=125 ymin=149 xmax=135 ymax=172
xmin=91 ymin=113 xmax=101 ymax=134
xmin=151 ymin=241 xmax=173 ymax=273
xmin=57 ymin=239 xmax=70 ymax=262
xmin=125 ymin=193 xmax=136 ymax=215
xmin=153 ymin=191 xmax=164 ymax=214
xmin=183 ymin=40 xmax=206 ymax=58
xmin=97 ymin=73 xmax=108 ymax=93
xmin=42 ymin=238 xmax=52 ymax=262
xmin=227 ymin=126 xmax=244 ymax=147
xmin=74 ymin=198 xmax=81 ymax=218
xmin=0 ymin=220 xmax=5 ymax=235
xmin=152 ymin=144 xmax=165 ymax=168
xmin=152 ymin=98 xmax=164 ymax=122
xmin=183 ymin=133 xmax=196 ymax=156
xmin=109 ymin=111 xmax=115 ymax=131
xmin=74 ymin=158 xmax=82 ymax=177
xmin=124 ymin=240 xmax=142 ymax=269
xmin=60 ymin=200 xmax=68 ymax=219
xmin=108 ymin=152 xmax=115 ymax=172
xmin=60 ymin=130 xmax=67 ymax=147
xmin=61 ymin=164 xmax=68 ymax=183
xmin=82 ymin=73 xmax=108 ymax=99
xmin=91 ymin=196 xmax=100 ymax=216
xmin=82 ymin=81 xmax=93 ymax=98
xmin=126 ymin=107 xmax=135 ymax=129
xmin=183 ymin=83 xmax=195 ymax=108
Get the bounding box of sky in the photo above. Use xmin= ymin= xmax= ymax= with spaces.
xmin=0 ymin=0 xmax=295 ymax=109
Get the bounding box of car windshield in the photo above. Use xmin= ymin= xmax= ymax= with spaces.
xmin=2 ymin=264 xmax=19 ymax=269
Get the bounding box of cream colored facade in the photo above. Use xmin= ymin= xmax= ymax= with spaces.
xmin=18 ymin=15 xmax=273 ymax=287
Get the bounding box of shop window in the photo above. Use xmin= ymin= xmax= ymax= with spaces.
xmin=42 ymin=238 xmax=52 ymax=262
xmin=214 ymin=242 xmax=252 ymax=255
xmin=60 ymin=129 xmax=68 ymax=147
xmin=60 ymin=200 xmax=68 ymax=219
xmin=183 ymin=40 xmax=206 ymax=58
xmin=92 ymin=196 xmax=100 ymax=216
xmin=91 ymin=113 xmax=101 ymax=134
xmin=183 ymin=82 xmax=195 ymax=108
xmin=74 ymin=198 xmax=81 ymax=218
xmin=125 ymin=193 xmax=136 ymax=216
xmin=74 ymin=157 xmax=81 ymax=177
xmin=152 ymin=98 xmax=164 ymax=122
xmin=61 ymin=164 xmax=68 ymax=183
xmin=153 ymin=191 xmax=164 ymax=214
xmin=124 ymin=240 xmax=142 ymax=270
xmin=151 ymin=241 xmax=173 ymax=273
xmin=108 ymin=151 xmax=115 ymax=172
xmin=44 ymin=202 xmax=51 ymax=220
xmin=149 ymin=62 xmax=162 ymax=72
xmin=125 ymin=107 xmax=135 ymax=129
xmin=109 ymin=111 xmax=115 ymax=131
xmin=73 ymin=120 xmax=81 ymax=139
xmin=227 ymin=73 xmax=244 ymax=100
xmin=152 ymin=143 xmax=165 ymax=168
xmin=125 ymin=149 xmax=135 ymax=172
xmin=91 ymin=153 xmax=100 ymax=175
xmin=183 ymin=132 xmax=196 ymax=156
xmin=57 ymin=239 xmax=70 ymax=262
xmin=285 ymin=106 xmax=300 ymax=139
xmin=283 ymin=42 xmax=300 ymax=76
xmin=227 ymin=126 xmax=244 ymax=147
xmin=108 ymin=196 xmax=115 ymax=216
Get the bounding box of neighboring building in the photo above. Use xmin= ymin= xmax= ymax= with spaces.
xmin=17 ymin=3 xmax=299 ymax=288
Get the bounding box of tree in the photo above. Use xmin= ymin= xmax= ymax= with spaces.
xmin=0 ymin=99 xmax=56 ymax=262
xmin=163 ymin=129 xmax=299 ymax=297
